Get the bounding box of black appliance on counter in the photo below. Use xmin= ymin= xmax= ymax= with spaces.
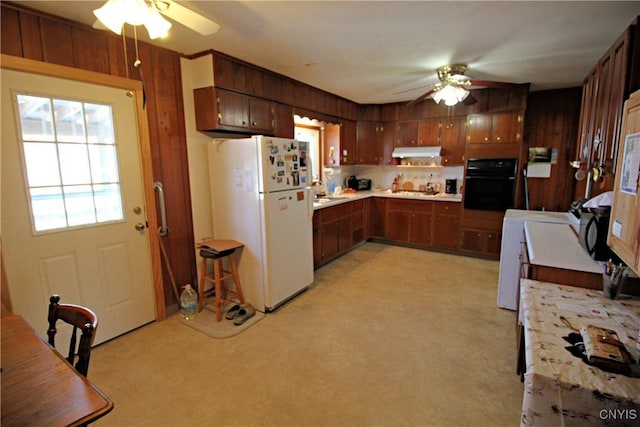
xmin=346 ymin=176 xmax=371 ymax=191
xmin=445 ymin=179 xmax=457 ymax=194
xmin=578 ymin=207 xmax=617 ymax=261
xmin=463 ymin=158 xmax=517 ymax=211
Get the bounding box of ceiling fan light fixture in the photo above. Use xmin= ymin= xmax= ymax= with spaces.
xmin=93 ymin=0 xmax=172 ymax=39
xmin=432 ymin=84 xmax=469 ymax=106
xmin=144 ymin=7 xmax=172 ymax=39
xmin=93 ymin=0 xmax=126 ymax=35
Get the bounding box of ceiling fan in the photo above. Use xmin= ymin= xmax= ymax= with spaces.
xmin=406 ymin=64 xmax=519 ymax=107
xmin=93 ymin=0 xmax=220 ymax=39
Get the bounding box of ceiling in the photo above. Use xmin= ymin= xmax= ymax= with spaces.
xmin=17 ymin=1 xmax=640 ymax=104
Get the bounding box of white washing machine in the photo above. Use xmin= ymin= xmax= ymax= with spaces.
xmin=498 ymin=209 xmax=580 ymax=310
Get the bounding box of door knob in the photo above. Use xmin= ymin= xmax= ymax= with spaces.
xmin=135 ymin=222 xmax=146 ymax=231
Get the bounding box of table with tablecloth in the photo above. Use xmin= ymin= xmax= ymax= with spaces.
xmin=519 ymin=279 xmax=640 ymax=426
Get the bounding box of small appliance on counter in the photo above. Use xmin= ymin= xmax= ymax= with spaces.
xmin=346 ymin=176 xmax=372 ymax=191
xmin=445 ymin=179 xmax=457 ymax=194
xmin=577 ymin=192 xmax=616 ymax=261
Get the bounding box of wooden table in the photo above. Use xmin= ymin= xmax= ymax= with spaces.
xmin=1 ymin=315 xmax=114 ymax=426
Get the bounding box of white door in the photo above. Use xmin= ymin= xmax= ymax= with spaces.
xmin=1 ymin=69 xmax=156 ymax=344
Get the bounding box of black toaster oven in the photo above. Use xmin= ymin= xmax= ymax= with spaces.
xmin=346 ymin=177 xmax=371 ymax=191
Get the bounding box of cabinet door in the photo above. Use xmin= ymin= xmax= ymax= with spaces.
xmin=248 ymin=97 xmax=275 ymax=132
xmin=466 ymin=114 xmax=492 ymax=144
xmin=217 ymin=89 xmax=249 ymax=128
xmin=418 ymin=119 xmax=441 ymax=146
xmin=441 ymin=117 xmax=465 ymax=165
xmin=396 ymin=121 xmax=419 ymax=146
xmin=408 ymin=213 xmax=431 ymax=245
xmin=274 ymin=103 xmax=294 ymax=138
xmin=341 ymin=120 xmax=357 ymax=165
xmin=321 ymin=222 xmax=339 ymax=261
xmin=606 ymin=33 xmax=630 ymax=172
xmin=460 ymin=229 xmax=484 ymax=252
xmin=577 ymin=71 xmax=598 ymax=167
xmin=367 ymin=198 xmax=386 ymax=238
xmin=379 ymin=122 xmax=395 ymax=165
xmin=459 ymin=228 xmax=501 ymax=256
xmin=337 ymin=218 xmax=352 ymax=253
xmin=432 ymin=214 xmax=459 ymax=249
xmin=492 ymin=112 xmax=521 ymax=143
xmin=609 ymin=92 xmax=640 ymax=273
xmin=386 ymin=211 xmax=409 ymax=241
xmin=356 ymin=122 xmax=380 ymax=164
xmin=313 ymin=213 xmax=322 ymax=266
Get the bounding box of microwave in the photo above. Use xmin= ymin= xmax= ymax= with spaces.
xmin=578 ymin=209 xmax=616 ymax=261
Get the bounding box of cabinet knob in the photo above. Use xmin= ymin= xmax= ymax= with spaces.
xmin=484 ymin=137 xmax=489 ymax=141
xmin=252 ymin=122 xmax=257 ymax=126
xmin=496 ymin=137 xmax=501 ymax=141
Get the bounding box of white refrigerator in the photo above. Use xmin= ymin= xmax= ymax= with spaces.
xmin=208 ymin=136 xmax=314 ymax=312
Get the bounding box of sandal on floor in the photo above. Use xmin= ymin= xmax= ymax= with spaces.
xmin=225 ymin=304 xmax=242 ymax=320
xmin=225 ymin=303 xmax=252 ymax=320
xmin=233 ymin=304 xmax=256 ymax=326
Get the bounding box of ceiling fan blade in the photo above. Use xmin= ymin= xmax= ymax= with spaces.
xmin=463 ymin=93 xmax=478 ymax=106
xmin=406 ymin=88 xmax=437 ymax=106
xmin=468 ymin=79 xmax=519 ymax=89
xmin=158 ymin=0 xmax=220 ymax=36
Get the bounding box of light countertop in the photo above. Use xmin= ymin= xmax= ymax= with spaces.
xmin=313 ymin=190 xmax=462 ymax=210
xmin=524 ymin=221 xmax=602 ymax=274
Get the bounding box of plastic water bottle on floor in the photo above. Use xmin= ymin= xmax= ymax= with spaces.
xmin=180 ymin=284 xmax=197 ymax=320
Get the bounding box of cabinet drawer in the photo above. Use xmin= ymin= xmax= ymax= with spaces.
xmin=320 ymin=203 xmax=352 ymax=223
xmin=433 ymin=201 xmax=460 ymax=215
xmin=351 ymin=199 xmax=364 ymax=211
xmin=387 ymin=199 xmax=432 ymax=212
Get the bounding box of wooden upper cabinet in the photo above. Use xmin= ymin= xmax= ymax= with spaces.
xmin=467 ymin=112 xmax=521 ymax=144
xmin=248 ymin=97 xmax=274 ymax=131
xmin=418 ymin=119 xmax=441 ymax=145
xmin=379 ymin=122 xmax=395 ymax=165
xmin=441 ymin=117 xmax=466 ymax=165
xmin=341 ymin=120 xmax=357 ymax=165
xmin=356 ymin=122 xmax=380 ymax=164
xmin=217 ymin=89 xmax=250 ymax=128
xmin=274 ymin=103 xmax=294 ymax=138
xmin=492 ymin=112 xmax=522 ymax=143
xmin=466 ymin=114 xmax=493 ymax=143
xmin=193 ymin=86 xmax=275 ymax=134
xmin=396 ymin=120 xmax=419 ymax=146
xmin=574 ymin=24 xmax=637 ymax=181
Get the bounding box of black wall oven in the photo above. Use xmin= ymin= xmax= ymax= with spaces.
xmin=464 ymin=158 xmax=517 ymax=211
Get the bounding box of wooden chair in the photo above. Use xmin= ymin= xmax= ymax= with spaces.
xmin=47 ymin=295 xmax=98 ymax=377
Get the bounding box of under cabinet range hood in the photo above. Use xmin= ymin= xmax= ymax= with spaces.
xmin=392 ymin=146 xmax=442 ymax=158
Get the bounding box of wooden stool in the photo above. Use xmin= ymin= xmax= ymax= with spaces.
xmin=197 ymin=239 xmax=245 ymax=321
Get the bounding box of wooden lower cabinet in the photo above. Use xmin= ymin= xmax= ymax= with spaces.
xmin=385 ymin=199 xmax=433 ymax=245
xmin=313 ymin=200 xmax=362 ymax=268
xmin=367 ymin=197 xmax=386 ymax=238
xmin=459 ymin=228 xmax=501 ymax=257
xmin=352 ymin=200 xmax=365 ymax=244
xmin=432 ymin=202 xmax=460 ymax=249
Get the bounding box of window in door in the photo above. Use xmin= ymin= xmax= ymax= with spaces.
xmin=14 ymin=93 xmax=124 ymax=233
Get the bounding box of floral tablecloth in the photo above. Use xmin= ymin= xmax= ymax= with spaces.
xmin=520 ymin=279 xmax=640 ymax=427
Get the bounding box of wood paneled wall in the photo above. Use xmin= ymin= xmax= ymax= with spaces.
xmin=522 ymin=88 xmax=582 ymax=211
xmin=1 ymin=2 xmax=196 ymax=309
